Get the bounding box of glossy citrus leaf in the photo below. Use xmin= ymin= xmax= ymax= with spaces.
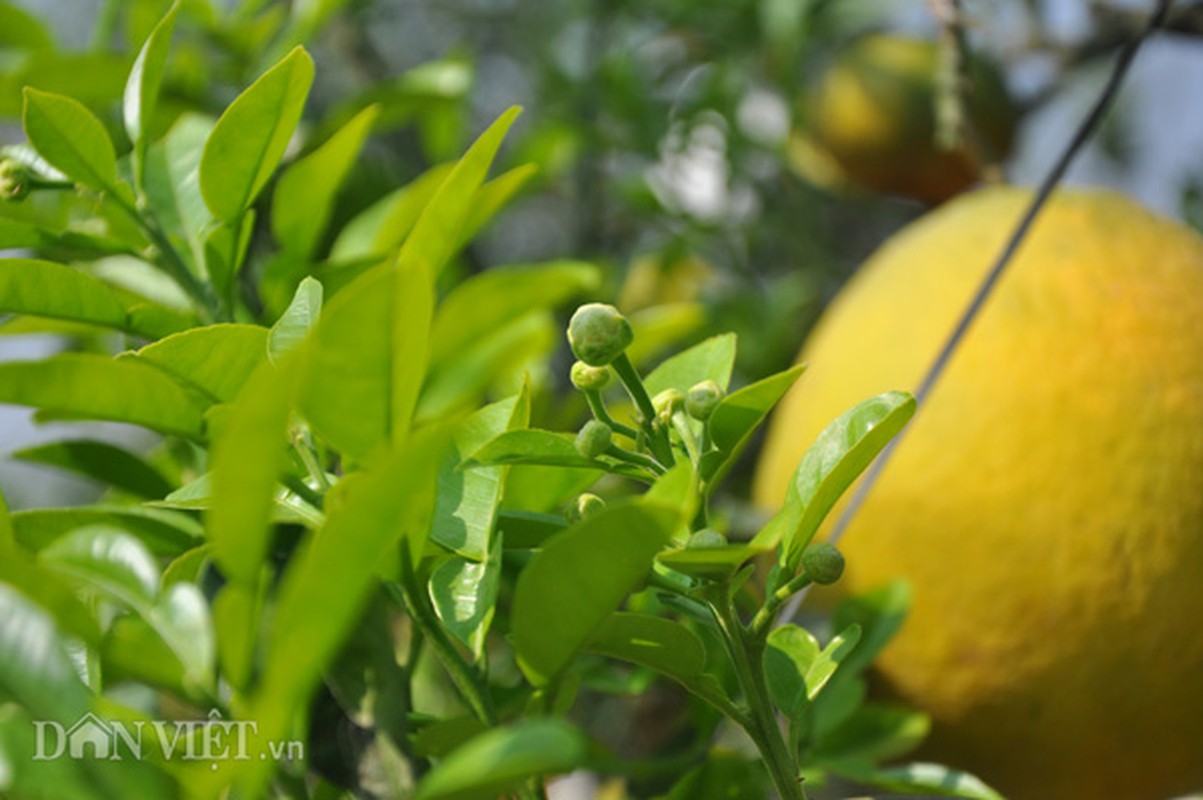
xmin=131 ymin=323 xmax=269 ymax=404
xmin=22 ymin=88 xmax=121 ymax=194
xmin=268 ymin=275 xmax=322 ymax=362
xmin=199 ymin=46 xmax=314 ymax=220
xmin=644 ymin=333 xmax=737 ymax=396
xmin=123 ymin=2 xmax=177 ymax=186
xmin=702 ymin=365 xmax=806 ymax=486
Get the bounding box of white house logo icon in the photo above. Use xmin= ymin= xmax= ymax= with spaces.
xmin=64 ymin=712 xmax=115 ymax=759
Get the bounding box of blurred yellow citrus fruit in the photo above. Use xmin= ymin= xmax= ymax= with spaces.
xmin=803 ymin=35 xmax=1016 ymax=204
xmin=754 ymin=187 xmax=1203 ymax=799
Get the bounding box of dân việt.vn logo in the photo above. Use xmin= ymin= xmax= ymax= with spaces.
xmin=32 ymin=709 xmax=303 ymax=769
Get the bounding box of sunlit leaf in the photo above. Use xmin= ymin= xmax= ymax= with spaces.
xmin=644 ymin=333 xmax=737 ymax=396
xmin=123 ymin=2 xmax=178 ymax=186
xmin=22 ymin=88 xmax=121 ymax=194
xmin=268 ymin=275 xmax=322 ymax=362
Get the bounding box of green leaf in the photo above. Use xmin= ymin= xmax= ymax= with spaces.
xmin=644 ymin=333 xmax=737 ymax=396
xmin=584 ymin=612 xmax=705 ymax=683
xmin=815 ymin=704 xmax=930 ymax=763
xmin=11 ymin=439 xmax=173 ymax=499
xmin=702 ymin=365 xmax=806 ymax=486
xmin=0 ymin=258 xmax=185 ymax=339
xmin=772 ymin=391 xmax=916 ymax=570
xmin=657 ymin=543 xmax=769 ymax=581
xmin=143 ymin=112 xmax=213 ymax=257
xmin=429 ymin=539 xmax=502 ymax=661
xmin=626 ymin=303 xmax=706 ymax=368
xmin=22 ymin=88 xmax=121 ymax=194
xmin=131 ymin=323 xmax=269 ymax=404
xmin=511 ymin=502 xmax=678 ymax=685
xmin=329 ymin=163 xmax=453 ymax=262
xmin=200 ymin=46 xmax=315 ymax=220
xmin=0 ymin=549 xmax=101 ymax=645
xmin=431 ymin=261 xmax=600 ymax=364
xmin=123 ymin=2 xmax=178 ymax=187
xmin=660 ymin=753 xmax=769 ymax=800
xmin=147 ymin=581 xmax=214 ymax=690
xmin=414 ymin=719 xmax=588 ymax=800
xmin=431 ymin=391 xmax=528 ymax=559
xmin=0 ymin=485 xmax=11 ymax=552
xmin=272 ymin=104 xmax=378 ymax=260
xmin=764 ymin=623 xmax=860 ymax=717
xmin=268 ymin=275 xmax=322 ymax=362
xmin=38 ymin=526 xmax=159 ymax=610
xmin=203 ymin=211 xmax=256 ymax=299
xmin=830 ymin=761 xmax=1003 ymax=800
xmin=0 ymin=354 xmax=206 ymax=437
xmin=831 ymin=581 xmax=911 ymax=677
xmin=0 ymin=258 xmax=127 ymax=330
xmin=0 ymin=583 xmax=91 ymax=724
xmin=419 ymin=311 xmax=554 ymax=420
xmin=455 ymin=163 xmax=538 ymax=248
xmin=495 ymin=510 xmax=565 ymax=549
xmin=296 ymin=262 xmax=431 ymax=459
xmin=258 ymin=427 xmax=449 ymax=712
xmin=207 ymin=358 xmax=298 ymax=585
xmin=394 ymin=106 xmax=521 ymax=279
xmin=9 ymin=506 xmax=200 ymax=556
xmin=465 ymin=429 xmax=600 ymax=469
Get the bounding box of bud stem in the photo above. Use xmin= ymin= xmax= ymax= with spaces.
xmin=611 ymin=353 xmax=675 ymax=466
xmin=582 ymin=389 xmax=639 ymax=440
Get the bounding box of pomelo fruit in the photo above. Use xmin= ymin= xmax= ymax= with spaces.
xmin=754 ymin=186 xmax=1203 ymax=798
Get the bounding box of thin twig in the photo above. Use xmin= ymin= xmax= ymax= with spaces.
xmin=779 ymin=0 xmax=1173 ymax=624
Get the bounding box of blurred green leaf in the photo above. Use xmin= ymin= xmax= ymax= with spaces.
xmin=0 ymin=1 xmax=53 ymax=50
xmin=38 ymin=525 xmax=159 ymax=609
xmin=815 ymin=704 xmax=929 ymax=763
xmin=658 ymin=752 xmax=769 ymax=800
xmin=143 ymin=112 xmax=213 ymax=261
xmin=657 ymin=543 xmax=768 ymax=581
xmin=830 ymin=760 xmax=1003 ymax=800
xmin=0 ymin=583 xmax=92 ymax=725
xmin=273 ymin=104 xmax=378 ymax=260
xmin=22 ymin=88 xmax=122 ymax=195
xmin=455 ymin=163 xmax=538 ymax=247
xmin=329 ymin=163 xmax=453 ymax=262
xmin=131 ymin=323 xmax=268 ymax=404
xmin=512 ymin=501 xmax=677 ymax=685
xmin=466 ymin=429 xmax=599 ymax=469
xmin=206 ymin=357 xmax=297 ymax=585
xmin=644 ymin=333 xmax=737 ymax=396
xmin=831 ymin=581 xmax=911 ymax=677
xmin=0 ymin=354 xmax=207 ymax=437
xmin=414 ymin=719 xmax=588 ymax=800
xmin=124 ymin=2 xmax=178 ymax=187
xmin=268 ymin=275 xmax=322 ymax=361
xmin=11 ymin=439 xmax=173 ymax=499
xmin=584 ymin=612 xmax=705 ymax=684
xmin=147 ymin=581 xmax=214 ymax=690
xmin=200 ymin=46 xmax=314 ymax=220
xmin=9 ymin=506 xmax=200 ymax=556
xmin=431 ymin=260 xmax=600 ymax=364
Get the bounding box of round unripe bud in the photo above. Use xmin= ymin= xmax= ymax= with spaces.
xmin=801 ymin=542 xmax=845 ymax=585
xmin=575 ymin=420 xmax=613 ymax=459
xmin=570 ymin=360 xmax=612 ymax=392
xmin=686 ymin=528 xmax=728 ymax=549
xmin=567 ymin=303 xmax=634 ymax=366
xmin=0 ymin=159 xmax=33 ymax=202
xmin=685 ymin=379 xmax=723 ymax=421
xmin=574 ymin=493 xmax=606 ymax=521
xmin=652 ymin=388 xmax=685 ymax=418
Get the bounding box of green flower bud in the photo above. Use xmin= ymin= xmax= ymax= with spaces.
xmin=567 ymin=303 xmax=633 ymax=366
xmin=685 ymin=379 xmax=723 ymax=421
xmin=801 ymin=542 xmax=845 ymax=585
xmin=570 ymin=360 xmax=612 ymax=392
xmin=575 ymin=419 xmax=613 ymax=459
xmin=0 ymin=159 xmax=33 ymax=202
xmin=686 ymin=528 xmax=728 ymax=549
xmin=652 ymin=388 xmax=685 ymax=418
xmin=574 ymin=493 xmax=606 ymax=520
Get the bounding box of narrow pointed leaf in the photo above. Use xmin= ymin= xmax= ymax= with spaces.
xmin=207 ymin=357 xmax=298 ymax=585
xmin=779 ymin=391 xmax=916 ymax=570
xmin=0 ymin=354 xmax=206 ymax=437
xmin=123 ymin=2 xmax=178 ymax=186
xmin=272 ymin=104 xmax=379 ymax=259
xmin=329 ymin=162 xmax=453 ymax=262
xmin=268 ymin=275 xmax=322 ymax=361
xmin=200 ymin=46 xmax=314 ymax=220
xmin=9 ymin=506 xmax=200 ymax=556
xmin=22 ymin=88 xmax=120 ymax=193
xmin=702 ymin=365 xmax=806 ymax=486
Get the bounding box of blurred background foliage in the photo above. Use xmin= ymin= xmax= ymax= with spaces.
xmin=3 ymin=0 xmax=1203 ymax=508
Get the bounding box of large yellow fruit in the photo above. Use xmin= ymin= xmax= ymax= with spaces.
xmin=754 ymin=187 xmax=1203 ymax=799
xmin=804 ymin=35 xmax=1016 ymax=204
